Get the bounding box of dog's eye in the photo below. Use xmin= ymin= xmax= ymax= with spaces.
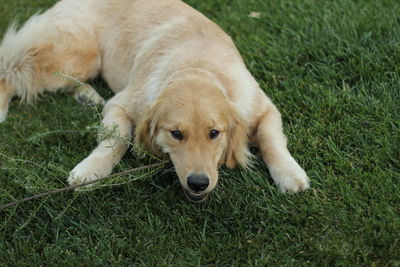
xmin=209 ymin=129 xmax=220 ymax=139
xmin=170 ymin=130 xmax=184 ymax=140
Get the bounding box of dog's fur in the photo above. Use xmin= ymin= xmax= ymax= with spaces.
xmin=0 ymin=0 xmax=309 ymax=201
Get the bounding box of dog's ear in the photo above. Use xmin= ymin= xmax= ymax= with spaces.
xmin=135 ymin=103 xmax=162 ymax=155
xmin=224 ymin=111 xmax=251 ymax=169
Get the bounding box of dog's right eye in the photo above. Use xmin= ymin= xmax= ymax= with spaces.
xmin=170 ymin=130 xmax=184 ymax=140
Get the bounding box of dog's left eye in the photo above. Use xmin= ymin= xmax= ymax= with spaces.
xmin=171 ymin=130 xmax=184 ymax=140
xmin=209 ymin=129 xmax=220 ymax=139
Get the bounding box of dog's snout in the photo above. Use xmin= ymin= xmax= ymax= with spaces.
xmin=187 ymin=174 xmax=209 ymax=192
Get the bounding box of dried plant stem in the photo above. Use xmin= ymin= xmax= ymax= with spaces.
xmin=54 ymin=72 xmax=85 ymax=89
xmin=0 ymin=162 xmax=165 ymax=211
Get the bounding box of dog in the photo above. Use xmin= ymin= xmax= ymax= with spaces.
xmin=0 ymin=0 xmax=309 ymax=202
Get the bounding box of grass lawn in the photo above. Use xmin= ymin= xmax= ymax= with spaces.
xmin=1 ymin=0 xmax=399 ymax=265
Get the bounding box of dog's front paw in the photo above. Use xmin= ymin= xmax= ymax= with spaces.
xmin=268 ymin=159 xmax=310 ymax=193
xmin=68 ymin=158 xmax=111 ymax=187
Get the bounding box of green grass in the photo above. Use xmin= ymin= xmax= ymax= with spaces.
xmin=1 ymin=0 xmax=399 ymax=265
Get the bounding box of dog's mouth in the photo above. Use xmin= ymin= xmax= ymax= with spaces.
xmin=183 ymin=189 xmax=209 ymax=202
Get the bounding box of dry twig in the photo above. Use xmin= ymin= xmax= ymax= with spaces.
xmin=0 ymin=162 xmax=165 ymax=211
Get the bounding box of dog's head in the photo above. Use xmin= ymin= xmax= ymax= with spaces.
xmin=135 ymin=76 xmax=250 ymax=202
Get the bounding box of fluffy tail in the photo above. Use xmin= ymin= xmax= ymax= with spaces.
xmin=0 ymin=14 xmax=48 ymax=103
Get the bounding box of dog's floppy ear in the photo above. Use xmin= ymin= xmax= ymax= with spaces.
xmin=224 ymin=110 xmax=251 ymax=169
xmin=135 ymin=103 xmax=162 ymax=155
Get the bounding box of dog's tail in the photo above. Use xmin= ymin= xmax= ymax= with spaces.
xmin=0 ymin=14 xmax=48 ymax=103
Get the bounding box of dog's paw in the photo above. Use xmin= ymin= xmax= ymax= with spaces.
xmin=68 ymin=158 xmax=110 ymax=187
xmin=269 ymin=159 xmax=310 ymax=193
xmin=0 ymin=101 xmax=9 ymax=123
xmin=0 ymin=110 xmax=7 ymax=123
xmin=74 ymin=84 xmax=105 ymax=107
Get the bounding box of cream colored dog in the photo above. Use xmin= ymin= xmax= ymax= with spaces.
xmin=0 ymin=0 xmax=309 ymax=201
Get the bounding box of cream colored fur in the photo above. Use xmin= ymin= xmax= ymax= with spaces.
xmin=0 ymin=0 xmax=309 ymax=197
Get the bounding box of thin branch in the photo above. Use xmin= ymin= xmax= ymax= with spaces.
xmin=0 ymin=162 xmax=165 ymax=211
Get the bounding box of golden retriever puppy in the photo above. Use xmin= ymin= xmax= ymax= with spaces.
xmin=0 ymin=0 xmax=309 ymax=201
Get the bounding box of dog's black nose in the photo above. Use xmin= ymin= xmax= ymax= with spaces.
xmin=187 ymin=174 xmax=209 ymax=192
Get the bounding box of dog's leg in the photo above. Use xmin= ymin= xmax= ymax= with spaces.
xmin=0 ymin=80 xmax=12 ymax=123
xmin=256 ymin=104 xmax=309 ymax=193
xmin=0 ymin=81 xmax=12 ymax=123
xmin=68 ymin=98 xmax=132 ymax=186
